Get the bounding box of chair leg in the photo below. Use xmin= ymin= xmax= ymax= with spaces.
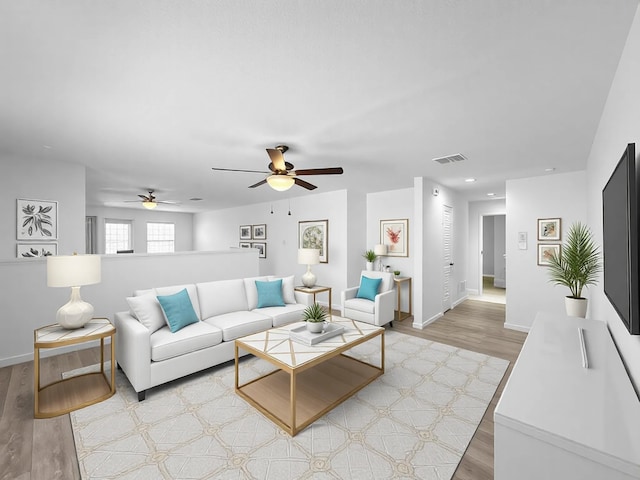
xmin=388 ymin=321 xmax=393 ymax=328
xmin=137 ymin=390 xmax=146 ymax=402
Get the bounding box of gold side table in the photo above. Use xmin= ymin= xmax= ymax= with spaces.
xmin=34 ymin=317 xmax=116 ymax=419
xmin=393 ymin=276 xmax=412 ymax=321
xmin=294 ymin=285 xmax=332 ymax=316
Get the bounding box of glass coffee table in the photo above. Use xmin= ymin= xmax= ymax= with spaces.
xmin=235 ymin=316 xmax=384 ymax=436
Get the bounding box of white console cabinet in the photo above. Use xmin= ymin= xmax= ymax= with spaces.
xmin=495 ymin=312 xmax=640 ymax=480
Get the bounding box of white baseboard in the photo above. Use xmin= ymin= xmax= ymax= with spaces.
xmin=413 ymin=312 xmax=442 ymax=329
xmin=467 ymin=288 xmax=479 ymax=296
xmin=504 ymin=322 xmax=530 ymax=333
xmin=494 ymin=279 xmax=506 ymax=288
xmin=453 ymin=295 xmax=468 ymax=308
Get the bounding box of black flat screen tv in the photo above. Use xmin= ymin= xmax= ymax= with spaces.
xmin=602 ymin=143 xmax=640 ymax=335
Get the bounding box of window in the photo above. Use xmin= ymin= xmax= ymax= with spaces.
xmin=147 ymin=222 xmax=175 ymax=253
xmin=105 ymin=220 xmax=132 ymax=254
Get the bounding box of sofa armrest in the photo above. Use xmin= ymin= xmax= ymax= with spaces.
xmin=341 ymin=286 xmax=359 ymax=316
xmin=113 ymin=311 xmax=152 ymax=393
xmin=374 ymin=289 xmax=396 ymax=326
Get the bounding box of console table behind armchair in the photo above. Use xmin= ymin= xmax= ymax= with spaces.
xmin=340 ymin=271 xmax=395 ymax=327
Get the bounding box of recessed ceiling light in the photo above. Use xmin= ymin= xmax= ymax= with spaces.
xmin=465 ymin=178 xmax=476 ymax=183
xmin=487 ymin=192 xmax=496 ymax=197
xmin=189 ymin=197 xmax=203 ymax=201
xmin=544 ymin=167 xmax=555 ymax=172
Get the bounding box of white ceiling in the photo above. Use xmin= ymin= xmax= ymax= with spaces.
xmin=1 ymin=1 xmax=638 ymax=212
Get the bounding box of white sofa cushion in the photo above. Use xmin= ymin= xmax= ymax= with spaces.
xmin=344 ymin=297 xmax=376 ymax=314
xmin=153 ymin=284 xmax=202 ymax=320
xmin=242 ymin=276 xmax=271 ymax=310
xmin=150 ymin=321 xmax=223 ymax=362
xmin=270 ymin=275 xmax=296 ymax=304
xmin=126 ymin=293 xmax=166 ymax=333
xmin=255 ymin=303 xmax=306 ymax=327
xmin=204 ymin=311 xmax=272 ymax=341
xmin=197 ymin=279 xmax=249 ymax=319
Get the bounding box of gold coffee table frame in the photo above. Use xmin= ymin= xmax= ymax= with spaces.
xmin=235 ymin=317 xmax=384 ymax=436
xmin=34 ymin=318 xmax=116 ymax=419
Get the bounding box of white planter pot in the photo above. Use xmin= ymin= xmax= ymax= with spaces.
xmin=565 ymin=297 xmax=588 ymax=318
xmin=306 ymin=321 xmax=324 ymax=333
xmin=366 ymin=262 xmax=374 ymax=271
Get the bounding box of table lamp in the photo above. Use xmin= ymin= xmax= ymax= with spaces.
xmin=374 ymin=244 xmax=387 ymax=271
xmin=298 ymin=248 xmax=320 ymax=287
xmin=47 ymin=254 xmax=101 ymax=329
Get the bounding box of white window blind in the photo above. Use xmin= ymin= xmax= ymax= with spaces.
xmin=105 ymin=220 xmax=132 ymax=254
xmin=147 ymin=222 xmax=175 ymax=253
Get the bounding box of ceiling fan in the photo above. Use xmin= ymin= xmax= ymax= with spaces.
xmin=125 ymin=191 xmax=178 ymax=209
xmin=211 ymin=145 xmax=344 ymax=191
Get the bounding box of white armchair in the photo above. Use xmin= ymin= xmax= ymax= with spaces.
xmin=341 ymin=271 xmax=395 ymax=327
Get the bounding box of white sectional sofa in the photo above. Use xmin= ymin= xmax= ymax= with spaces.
xmin=114 ymin=275 xmax=307 ymax=400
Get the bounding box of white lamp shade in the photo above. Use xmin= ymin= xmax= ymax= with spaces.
xmin=297 ymin=248 xmax=320 ymax=265
xmin=142 ymin=201 xmax=157 ymax=209
xmin=266 ymin=175 xmax=295 ymax=191
xmin=374 ymin=244 xmax=388 ymax=256
xmin=47 ymin=254 xmax=101 ymax=287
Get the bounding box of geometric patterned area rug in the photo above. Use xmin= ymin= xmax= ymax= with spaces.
xmin=69 ymin=330 xmax=509 ymax=480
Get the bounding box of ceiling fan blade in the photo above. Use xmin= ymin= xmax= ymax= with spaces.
xmin=212 ymin=167 xmax=270 ymax=174
xmin=294 ymin=178 xmax=317 ymax=190
xmin=248 ymin=179 xmax=268 ymax=189
xmin=138 ymin=194 xmax=150 ymax=200
xmin=293 ymin=167 xmax=344 ymax=176
xmin=266 ymin=148 xmax=286 ymax=171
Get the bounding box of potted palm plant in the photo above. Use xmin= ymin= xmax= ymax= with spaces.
xmin=362 ymin=250 xmax=377 ymax=271
xmin=547 ymin=222 xmax=601 ymax=318
xmin=302 ymin=302 xmax=328 ymax=333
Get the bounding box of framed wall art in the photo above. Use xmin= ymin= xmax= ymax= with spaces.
xmin=17 ymin=199 xmax=58 ymax=240
xmin=537 ymin=218 xmax=561 ymax=241
xmin=537 ymin=244 xmax=560 ymax=266
xmin=240 ymin=225 xmax=252 ymax=240
xmin=17 ymin=243 xmax=57 ymax=258
xmin=380 ymin=219 xmax=409 ymax=257
xmin=252 ymin=242 xmax=267 ymax=259
xmin=298 ymin=219 xmax=328 ymax=263
xmin=252 ymin=224 xmax=266 ymax=240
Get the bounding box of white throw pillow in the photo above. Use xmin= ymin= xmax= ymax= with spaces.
xmin=279 ymin=275 xmax=296 ymax=304
xmin=126 ymin=293 xmax=166 ymax=333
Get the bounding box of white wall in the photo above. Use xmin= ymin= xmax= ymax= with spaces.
xmin=468 ymin=200 xmax=506 ymax=295
xmin=86 ymin=206 xmax=194 ymax=253
xmin=194 ymin=190 xmax=350 ymax=309
xmin=586 ymin=4 xmax=640 ymax=391
xmin=0 ymin=156 xmax=86 ymax=259
xmin=505 ymin=171 xmax=587 ymax=331
xmin=0 ymin=250 xmax=258 ymax=366
xmin=483 ymin=216 xmax=495 ymax=275
xmin=413 ymin=178 xmax=468 ymax=328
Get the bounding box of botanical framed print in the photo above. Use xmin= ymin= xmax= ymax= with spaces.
xmin=298 ymin=219 xmax=328 ymax=263
xmin=380 ymin=219 xmax=409 ymax=257
xmin=17 ymin=243 xmax=57 ymax=258
xmin=538 ymin=244 xmax=560 ymax=266
xmin=240 ymin=225 xmax=252 ymax=240
xmin=252 ymin=224 xmax=266 ymax=240
xmin=239 ymin=242 xmax=251 ymax=248
xmin=252 ymin=242 xmax=267 ymax=259
xmin=17 ymin=199 xmax=57 ymax=240
xmin=538 ymin=218 xmax=561 ymax=241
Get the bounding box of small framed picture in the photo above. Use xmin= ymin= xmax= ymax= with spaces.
xmin=240 ymin=225 xmax=252 ymax=240
xmin=380 ymin=219 xmax=409 ymax=257
xmin=252 ymin=224 xmax=267 ymax=240
xmin=299 ymin=219 xmax=328 ymax=263
xmin=17 ymin=243 xmax=57 ymax=258
xmin=239 ymin=242 xmax=251 ymax=248
xmin=538 ymin=218 xmax=561 ymax=241
xmin=252 ymin=242 xmax=267 ymax=259
xmin=538 ymin=244 xmax=560 ymax=266
xmin=17 ymin=198 xmax=58 ymax=240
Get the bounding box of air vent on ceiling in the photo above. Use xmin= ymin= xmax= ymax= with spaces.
xmin=432 ymin=153 xmax=467 ymax=164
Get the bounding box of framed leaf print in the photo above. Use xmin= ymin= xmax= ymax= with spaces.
xmin=17 ymin=243 xmax=57 ymax=258
xmin=380 ymin=219 xmax=408 ymax=257
xmin=17 ymin=199 xmax=58 ymax=240
xmin=298 ymin=219 xmax=328 ymax=263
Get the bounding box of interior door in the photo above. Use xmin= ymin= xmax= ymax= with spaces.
xmin=443 ymin=205 xmax=453 ymax=312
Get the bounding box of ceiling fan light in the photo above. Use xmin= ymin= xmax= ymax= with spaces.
xmin=142 ymin=201 xmax=157 ymax=209
xmin=266 ymin=175 xmax=294 ymax=191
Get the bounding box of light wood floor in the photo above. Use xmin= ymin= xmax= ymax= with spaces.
xmin=0 ymin=299 xmax=525 ymax=480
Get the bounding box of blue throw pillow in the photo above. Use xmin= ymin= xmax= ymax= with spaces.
xmin=156 ymin=288 xmax=199 ymax=333
xmin=356 ymin=276 xmax=382 ymax=301
xmin=256 ymin=279 xmax=285 ymax=308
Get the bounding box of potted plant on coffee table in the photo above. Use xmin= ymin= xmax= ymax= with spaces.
xmin=362 ymin=249 xmax=377 ymax=271
xmin=547 ymin=222 xmax=601 ymax=318
xmin=302 ymin=302 xmax=328 ymax=333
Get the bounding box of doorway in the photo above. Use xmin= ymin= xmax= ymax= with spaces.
xmin=477 ymin=214 xmax=506 ymax=304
